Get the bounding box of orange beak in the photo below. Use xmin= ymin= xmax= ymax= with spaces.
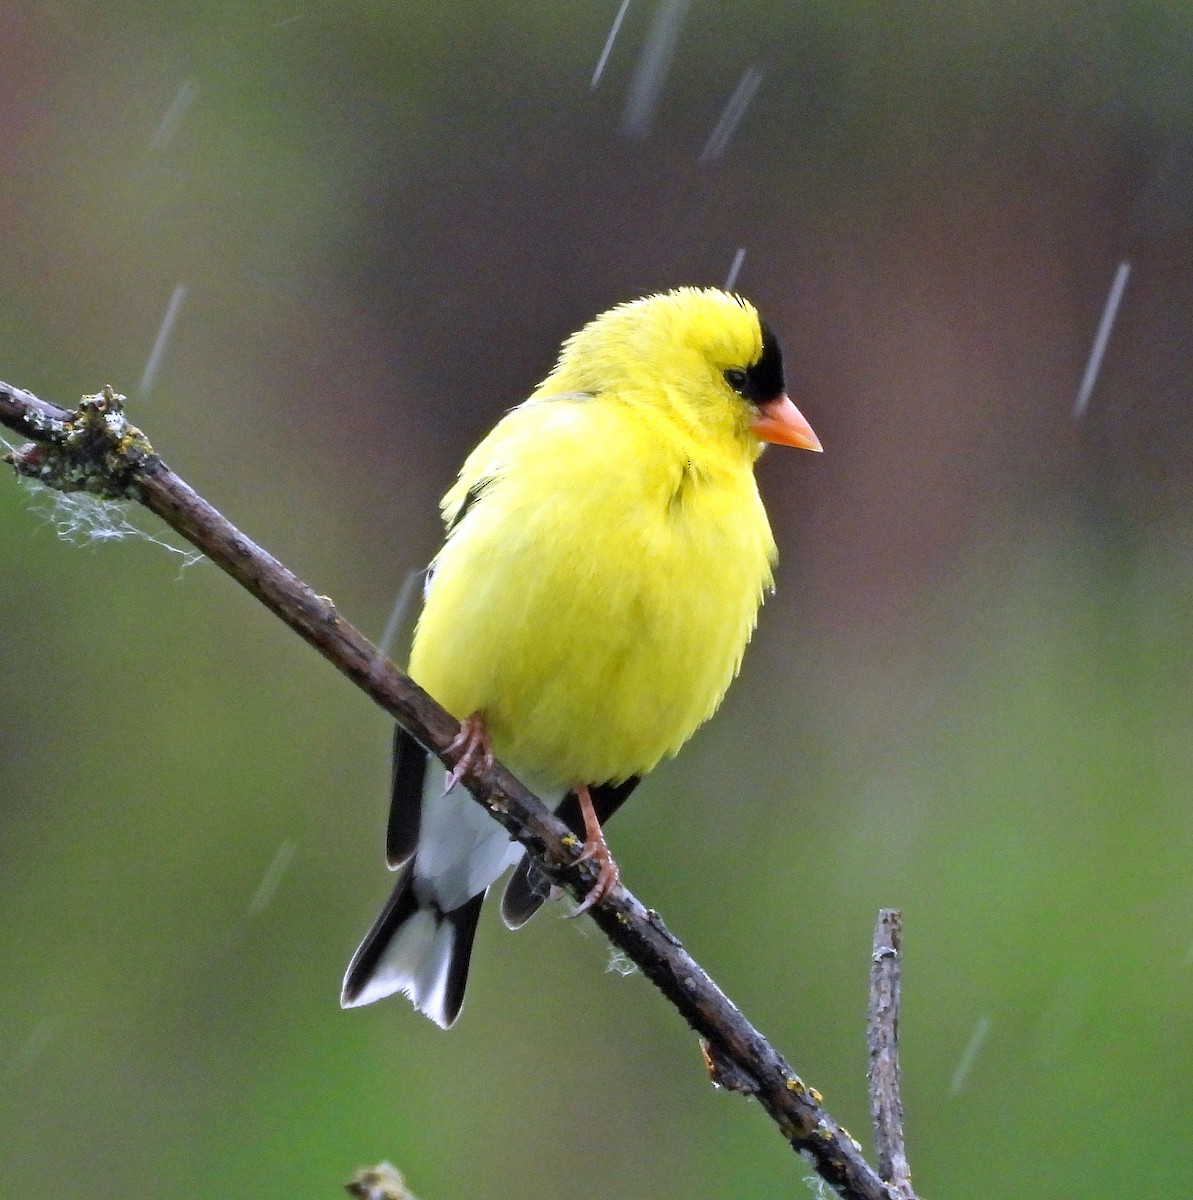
xmin=750 ymin=394 xmax=823 ymax=451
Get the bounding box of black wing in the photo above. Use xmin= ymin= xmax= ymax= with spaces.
xmin=387 ymin=726 xmax=429 ymax=869
xmin=385 ymin=474 xmax=495 ymax=870
xmin=445 ymin=476 xmax=494 ymax=534
xmin=381 ymin=461 xmax=502 ymax=871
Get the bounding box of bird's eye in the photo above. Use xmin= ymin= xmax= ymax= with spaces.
xmin=724 ymin=368 xmax=749 ymax=393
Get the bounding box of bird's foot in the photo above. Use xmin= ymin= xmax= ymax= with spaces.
xmin=443 ymin=712 xmax=493 ymax=793
xmin=567 ymin=784 xmax=620 ymax=917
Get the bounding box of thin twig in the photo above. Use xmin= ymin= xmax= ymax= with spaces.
xmin=867 ymin=910 xmax=916 ymax=1200
xmin=1 ymin=381 xmax=901 ymax=1200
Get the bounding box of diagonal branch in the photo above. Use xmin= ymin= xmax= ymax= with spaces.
xmin=1 ymin=381 xmax=900 ymax=1200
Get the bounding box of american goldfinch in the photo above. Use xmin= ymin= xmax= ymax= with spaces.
xmin=342 ymin=287 xmax=821 ymax=1026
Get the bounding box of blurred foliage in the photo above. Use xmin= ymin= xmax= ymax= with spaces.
xmin=3 ymin=2 xmax=1193 ymax=1197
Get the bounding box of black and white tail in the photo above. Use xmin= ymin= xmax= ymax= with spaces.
xmin=340 ymin=861 xmax=484 ymax=1028
xmin=341 ymin=729 xmax=524 ymax=1027
xmin=342 ymin=727 xmax=639 ymax=1025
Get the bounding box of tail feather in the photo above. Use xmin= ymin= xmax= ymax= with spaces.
xmin=341 ymin=863 xmax=485 ymax=1029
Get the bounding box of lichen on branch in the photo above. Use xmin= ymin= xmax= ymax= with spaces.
xmin=5 ymin=384 xmax=156 ymax=498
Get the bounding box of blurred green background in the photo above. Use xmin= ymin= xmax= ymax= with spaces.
xmin=3 ymin=2 xmax=1193 ymax=1196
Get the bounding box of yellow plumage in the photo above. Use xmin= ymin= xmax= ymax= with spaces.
xmin=342 ymin=286 xmax=820 ymax=1025
xmin=412 ymin=289 xmax=779 ymax=786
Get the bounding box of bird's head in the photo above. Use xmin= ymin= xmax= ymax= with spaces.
xmin=541 ymin=287 xmax=822 ymax=458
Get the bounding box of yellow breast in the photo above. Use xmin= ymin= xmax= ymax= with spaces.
xmin=408 ymin=395 xmax=776 ymax=788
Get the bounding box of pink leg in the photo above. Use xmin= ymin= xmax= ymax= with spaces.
xmin=568 ymin=784 xmax=620 ymax=917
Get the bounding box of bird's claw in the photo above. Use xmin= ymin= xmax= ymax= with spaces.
xmin=443 ymin=712 xmax=493 ymax=793
xmin=567 ymin=851 xmax=619 ymax=918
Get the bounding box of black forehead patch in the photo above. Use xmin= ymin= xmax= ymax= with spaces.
xmin=746 ymin=320 xmax=785 ymax=402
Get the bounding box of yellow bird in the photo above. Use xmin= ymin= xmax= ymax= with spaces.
xmin=342 ymin=287 xmax=821 ymax=1026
